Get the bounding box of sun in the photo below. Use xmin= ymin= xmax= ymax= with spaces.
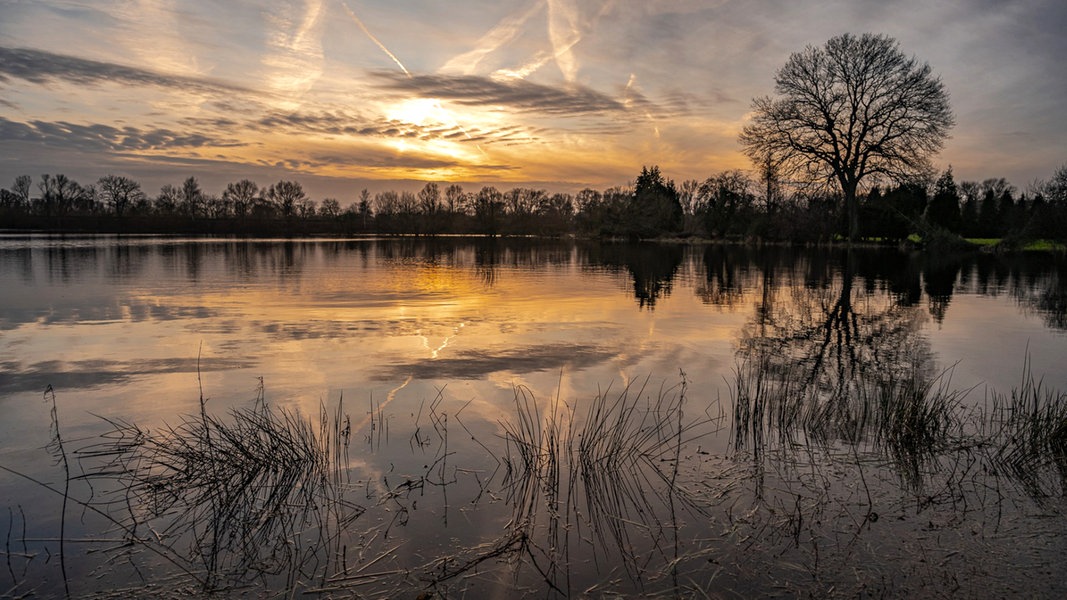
xmin=386 ymin=97 xmax=449 ymax=126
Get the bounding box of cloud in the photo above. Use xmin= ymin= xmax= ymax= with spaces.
xmin=0 ymin=46 xmax=256 ymax=96
xmin=306 ymin=150 xmax=462 ymax=170
xmin=371 ymin=70 xmax=641 ymax=116
xmin=0 ymin=116 xmax=247 ymax=152
xmin=546 ymin=0 xmax=582 ymax=82
xmin=263 ymin=0 xmax=325 ymax=104
xmin=246 ymin=110 xmax=542 ymax=145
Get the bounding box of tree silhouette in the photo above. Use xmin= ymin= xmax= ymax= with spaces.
xmin=98 ymin=175 xmax=145 ymax=218
xmin=222 ymin=179 xmax=260 ymax=218
xmin=418 ymin=182 xmax=441 ymax=216
xmin=697 ymin=170 xmax=755 ymax=238
xmin=926 ymin=168 xmax=961 ymax=232
xmin=37 ymin=174 xmax=84 ymax=216
xmin=628 ymin=166 xmax=682 ymax=239
xmin=179 ymin=177 xmax=204 ymax=217
xmin=473 ymin=186 xmax=504 ymax=235
xmin=12 ymin=175 xmax=32 ymax=208
xmin=319 ymin=198 xmax=341 ymax=218
xmin=266 ymin=180 xmax=306 ymax=219
xmin=740 ymin=33 xmax=954 ymax=242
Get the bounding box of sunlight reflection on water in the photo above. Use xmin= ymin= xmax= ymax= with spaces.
xmin=1 ymin=235 xmax=1066 ymax=597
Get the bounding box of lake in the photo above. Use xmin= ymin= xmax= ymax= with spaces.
xmin=2 ymin=235 xmax=1066 ymax=598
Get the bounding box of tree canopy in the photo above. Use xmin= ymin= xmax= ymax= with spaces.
xmin=740 ymin=33 xmax=954 ymax=242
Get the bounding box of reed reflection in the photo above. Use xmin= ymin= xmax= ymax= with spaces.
xmin=728 ymin=247 xmax=1067 ymax=502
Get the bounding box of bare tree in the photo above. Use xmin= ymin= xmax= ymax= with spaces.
xmin=319 ymin=198 xmax=341 ymax=218
xmin=266 ymin=180 xmax=306 ymax=219
xmin=179 ymin=176 xmax=204 ymax=217
xmin=374 ymin=190 xmax=400 ymax=216
xmin=155 ymin=184 xmax=180 ymax=215
xmin=357 ymin=189 xmax=372 ymax=225
xmin=740 ymin=33 xmax=954 ymax=242
xmin=1045 ymin=165 xmax=1067 ymax=204
xmin=575 ymin=188 xmax=602 ymax=214
xmin=98 ymin=174 xmax=145 ymax=217
xmin=444 ymin=183 xmax=464 ymax=214
xmin=222 ymin=179 xmax=259 ymax=218
xmin=697 ymin=170 xmax=755 ymax=237
xmin=678 ymin=179 xmax=699 ymax=216
xmin=37 ymin=173 xmax=83 ymax=216
xmin=12 ymin=175 xmax=32 ymax=207
xmin=417 ymin=182 xmax=441 ymax=215
xmin=296 ymin=197 xmax=317 ymax=219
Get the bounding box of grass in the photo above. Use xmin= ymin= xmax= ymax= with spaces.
xmin=730 ymin=351 xmax=1067 ymax=505
xmin=5 ymin=362 xmax=1067 ymax=598
xmin=979 ymin=356 xmax=1067 ymax=501
xmin=497 ymin=373 xmax=720 ymax=594
xmin=51 ymin=381 xmax=362 ymax=594
xmin=963 ymin=237 xmax=1067 ymax=252
xmin=964 ymin=238 xmax=1000 ymax=247
xmin=730 ymin=356 xmax=965 ymax=467
xmin=1021 ymin=239 xmax=1067 ymax=251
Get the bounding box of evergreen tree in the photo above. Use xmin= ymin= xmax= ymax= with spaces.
xmin=926 ymin=168 xmax=961 ymax=232
xmin=628 ymin=166 xmax=682 ymax=239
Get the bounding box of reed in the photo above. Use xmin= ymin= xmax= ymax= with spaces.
xmin=730 ymin=355 xmax=967 ymax=488
xmin=980 ymin=355 xmax=1067 ymax=501
xmin=496 ymin=373 xmax=718 ymax=595
xmin=73 ymin=383 xmax=361 ymax=592
xmin=8 ymin=360 xmax=1067 ymax=599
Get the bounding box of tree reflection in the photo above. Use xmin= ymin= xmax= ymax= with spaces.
xmin=732 ymin=249 xmax=944 ymax=491
xmin=697 ymin=245 xmax=754 ymax=307
xmin=589 ymin=243 xmax=683 ymax=309
xmin=730 ymin=247 xmax=1067 ymax=501
xmin=922 ymin=253 xmax=961 ymax=324
xmin=739 ymin=249 xmax=930 ymax=394
xmin=1001 ymin=254 xmax=1067 ymax=331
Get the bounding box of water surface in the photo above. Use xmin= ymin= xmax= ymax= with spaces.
xmin=2 ymin=235 xmax=1066 ymax=597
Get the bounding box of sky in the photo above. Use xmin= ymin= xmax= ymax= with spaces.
xmin=0 ymin=0 xmax=1064 ymax=201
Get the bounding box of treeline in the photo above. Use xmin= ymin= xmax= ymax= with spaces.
xmin=2 ymin=164 xmax=1066 ymax=242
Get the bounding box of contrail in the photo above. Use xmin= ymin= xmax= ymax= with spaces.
xmin=341 ymin=1 xmax=410 ymax=77
xmin=341 ymin=1 xmax=485 ymax=155
xmin=442 ymin=0 xmax=545 ymax=75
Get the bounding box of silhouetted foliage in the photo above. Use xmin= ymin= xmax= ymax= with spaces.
xmin=98 ymin=175 xmax=145 ymax=218
xmin=698 ymin=170 xmax=756 ymax=238
xmin=741 ymin=33 xmax=954 ymax=242
xmin=267 ymin=180 xmax=306 ymax=220
xmin=626 ymin=166 xmax=683 ymax=239
xmin=926 ymin=168 xmax=962 ymax=232
xmin=4 ymin=158 xmax=1066 ymax=243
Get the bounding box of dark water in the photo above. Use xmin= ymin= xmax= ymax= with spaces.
xmin=1 ymin=235 xmax=1066 ymax=597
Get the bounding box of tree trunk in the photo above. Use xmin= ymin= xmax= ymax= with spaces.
xmin=844 ymin=182 xmax=860 ymax=244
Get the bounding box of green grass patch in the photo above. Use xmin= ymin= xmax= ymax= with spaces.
xmin=1021 ymin=239 xmax=1067 ymax=251
xmin=964 ymin=238 xmax=1000 ymax=247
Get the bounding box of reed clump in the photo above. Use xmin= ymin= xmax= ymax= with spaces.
xmin=731 ymin=353 xmax=972 ymax=496
xmin=981 ymin=358 xmax=1067 ymax=500
xmin=76 ymin=383 xmax=360 ymax=591
xmin=497 ymin=374 xmax=718 ymax=594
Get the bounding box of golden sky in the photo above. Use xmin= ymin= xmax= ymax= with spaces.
xmin=1 ymin=0 xmax=1064 ymax=200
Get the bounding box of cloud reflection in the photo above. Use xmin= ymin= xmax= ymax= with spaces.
xmin=0 ymin=357 xmax=254 ymax=394
xmin=372 ymin=343 xmax=615 ymax=381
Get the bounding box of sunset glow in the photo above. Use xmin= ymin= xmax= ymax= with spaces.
xmin=0 ymin=1 xmax=1064 ymax=199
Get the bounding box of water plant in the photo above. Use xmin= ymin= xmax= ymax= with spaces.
xmin=5 ymin=361 xmax=1067 ymax=599
xmin=496 ymin=373 xmax=722 ymax=595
